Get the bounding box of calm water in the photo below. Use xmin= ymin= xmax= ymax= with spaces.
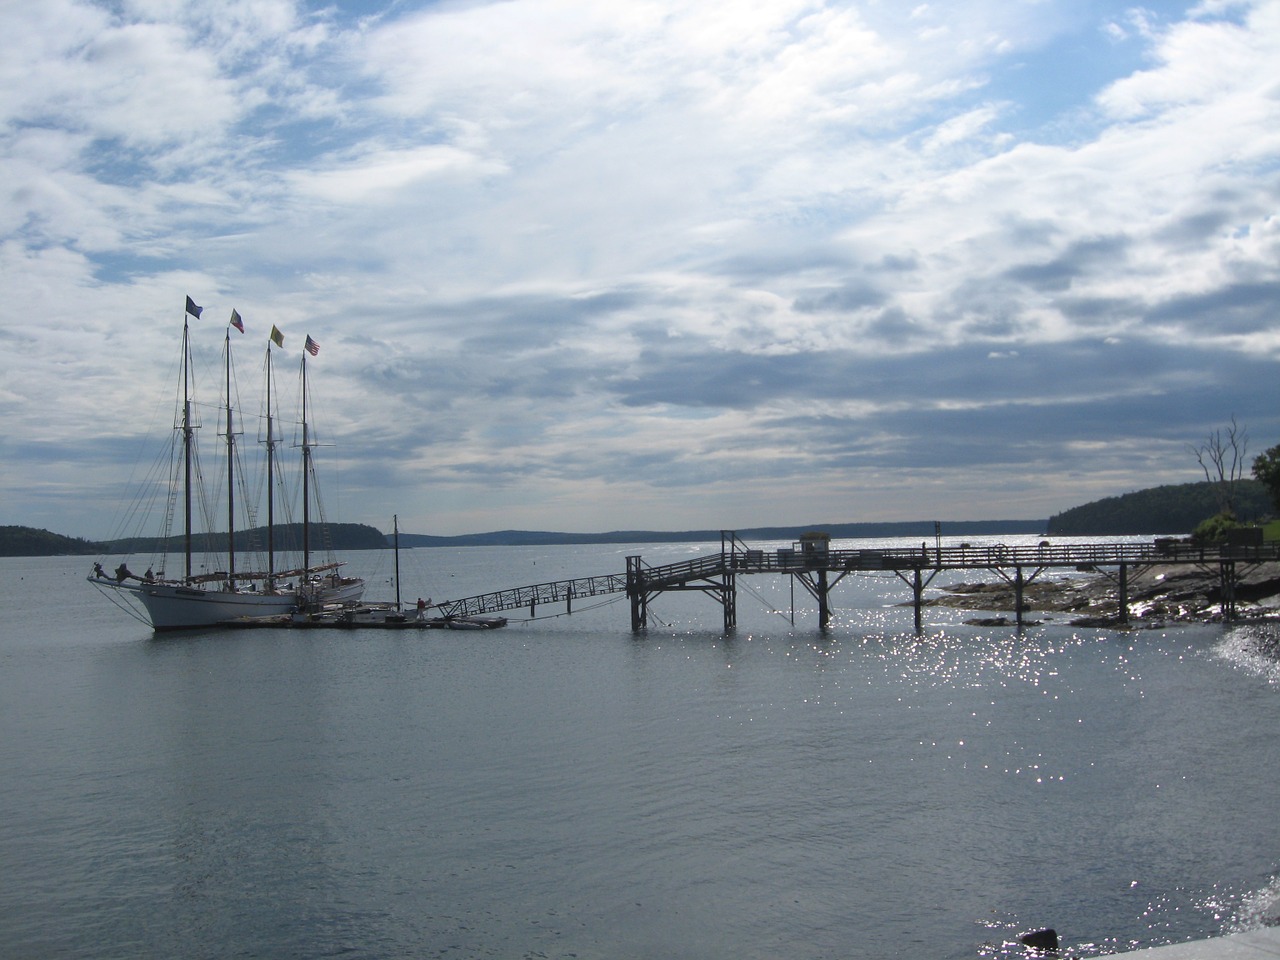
xmin=3 ymin=537 xmax=1279 ymax=959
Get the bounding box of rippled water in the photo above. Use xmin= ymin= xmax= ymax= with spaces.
xmin=2 ymin=538 xmax=1278 ymax=959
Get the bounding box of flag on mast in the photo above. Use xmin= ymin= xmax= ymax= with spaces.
xmin=229 ymin=309 xmax=244 ymax=333
xmin=305 ymin=335 xmax=320 ymax=357
xmin=270 ymin=325 xmax=284 ymax=348
xmin=185 ymin=296 xmax=203 ymax=318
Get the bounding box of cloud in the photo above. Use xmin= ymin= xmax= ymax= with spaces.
xmin=2 ymin=0 xmax=1280 ymax=540
xmin=1003 ymin=235 xmax=1131 ymax=293
xmin=288 ymin=143 xmax=507 ymax=202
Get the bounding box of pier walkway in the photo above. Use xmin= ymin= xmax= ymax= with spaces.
xmin=432 ymin=531 xmax=1280 ymax=632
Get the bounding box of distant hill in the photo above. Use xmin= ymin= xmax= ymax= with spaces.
xmin=104 ymin=522 xmax=388 ymax=555
xmin=2 ymin=522 xmax=387 ymax=558
xmin=0 ymin=526 xmax=105 ymax=557
xmin=397 ymin=519 xmax=1048 ymax=548
xmin=1046 ymin=480 xmax=1272 ymax=536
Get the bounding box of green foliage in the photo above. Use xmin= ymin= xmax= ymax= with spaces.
xmin=1191 ymin=512 xmax=1241 ymax=544
xmin=1252 ymin=444 xmax=1280 ymax=512
xmin=1047 ymin=480 xmax=1273 ymax=536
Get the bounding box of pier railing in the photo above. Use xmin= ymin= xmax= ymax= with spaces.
xmin=433 ymin=536 xmax=1280 ymax=626
xmin=733 ymin=538 xmax=1280 ymax=573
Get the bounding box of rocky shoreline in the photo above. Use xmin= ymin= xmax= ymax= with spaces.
xmin=929 ymin=561 xmax=1280 ymax=628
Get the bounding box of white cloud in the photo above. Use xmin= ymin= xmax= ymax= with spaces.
xmin=289 ymin=143 xmax=508 ymax=202
xmin=921 ymin=103 xmax=1006 ymax=152
xmin=1098 ymin=8 xmax=1274 ymax=119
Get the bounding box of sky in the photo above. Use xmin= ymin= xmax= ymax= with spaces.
xmin=2 ymin=0 xmax=1279 ymax=540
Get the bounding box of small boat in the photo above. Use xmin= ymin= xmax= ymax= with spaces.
xmin=445 ymin=615 xmax=508 ymax=630
xmin=220 ymin=517 xmax=455 ymax=632
xmin=89 ymin=300 xmax=364 ymax=630
xmin=322 ymin=515 xmax=426 ymax=625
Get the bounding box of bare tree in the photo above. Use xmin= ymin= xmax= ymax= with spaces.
xmin=1190 ymin=415 xmax=1249 ymax=516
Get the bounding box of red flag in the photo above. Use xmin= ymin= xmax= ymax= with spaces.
xmin=229 ymin=309 xmax=244 ymax=333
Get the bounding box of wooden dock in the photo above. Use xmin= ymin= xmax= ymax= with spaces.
xmin=431 ymin=531 xmax=1280 ymax=632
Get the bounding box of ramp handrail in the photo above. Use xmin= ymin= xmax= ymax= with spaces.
xmin=436 ymin=571 xmax=630 ymax=618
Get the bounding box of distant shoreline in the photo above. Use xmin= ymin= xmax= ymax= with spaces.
xmin=3 ymin=519 xmax=1049 ymax=557
xmin=23 ymin=478 xmax=1257 ymax=556
xmin=397 ymin=519 xmax=1048 ymax=549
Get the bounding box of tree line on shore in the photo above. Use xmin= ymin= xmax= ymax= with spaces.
xmin=1045 ymin=479 xmax=1273 ymax=536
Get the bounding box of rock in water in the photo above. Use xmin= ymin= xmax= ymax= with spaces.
xmin=1020 ymin=928 xmax=1059 ymax=951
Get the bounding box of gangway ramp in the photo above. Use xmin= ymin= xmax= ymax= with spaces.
xmin=435 ymin=571 xmax=630 ymax=619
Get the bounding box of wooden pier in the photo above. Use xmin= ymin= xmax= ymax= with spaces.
xmin=432 ymin=531 xmax=1280 ymax=633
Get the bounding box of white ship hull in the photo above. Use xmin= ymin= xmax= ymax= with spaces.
xmin=129 ymin=581 xmax=300 ymax=631
xmin=96 ymin=574 xmax=368 ymax=631
xmin=301 ymin=576 xmax=366 ymax=608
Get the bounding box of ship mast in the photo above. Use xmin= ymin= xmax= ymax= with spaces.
xmin=301 ymin=352 xmax=311 ymax=573
xmin=182 ymin=315 xmax=194 ymax=581
xmin=393 ymin=515 xmax=401 ymax=610
xmin=264 ymin=343 xmax=277 ymax=583
xmin=225 ymin=327 xmax=236 ymax=586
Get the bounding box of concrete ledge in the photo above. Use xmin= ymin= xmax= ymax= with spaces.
xmin=1116 ymin=929 xmax=1280 ymax=958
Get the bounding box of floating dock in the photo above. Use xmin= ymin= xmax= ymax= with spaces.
xmin=224 ymin=607 xmax=507 ymax=630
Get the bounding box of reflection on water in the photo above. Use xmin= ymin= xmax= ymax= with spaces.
xmin=1229 ymin=875 xmax=1280 ymax=932
xmin=1215 ymin=623 xmax=1280 ymax=683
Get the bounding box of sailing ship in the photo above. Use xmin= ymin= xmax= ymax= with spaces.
xmin=89 ymin=299 xmax=364 ymax=630
xmin=223 ymin=514 xmax=506 ymax=630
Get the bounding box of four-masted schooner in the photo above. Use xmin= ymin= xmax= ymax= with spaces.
xmin=89 ymin=298 xmax=364 ymax=630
